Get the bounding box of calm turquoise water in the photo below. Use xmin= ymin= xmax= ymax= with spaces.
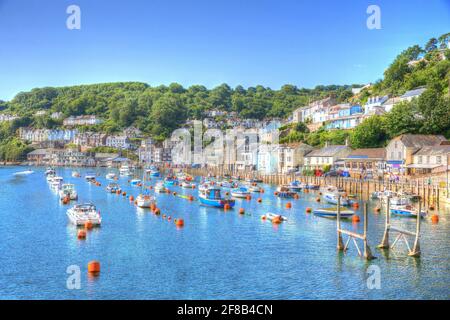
xmin=0 ymin=166 xmax=449 ymax=300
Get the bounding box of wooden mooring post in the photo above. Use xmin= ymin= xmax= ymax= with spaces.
xmin=377 ymin=197 xmax=421 ymax=257
xmin=337 ymin=198 xmax=375 ymax=260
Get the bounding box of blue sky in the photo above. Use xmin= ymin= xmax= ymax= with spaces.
xmin=0 ymin=0 xmax=449 ymax=100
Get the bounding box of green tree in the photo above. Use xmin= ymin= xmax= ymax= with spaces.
xmin=350 ymin=115 xmax=388 ymax=148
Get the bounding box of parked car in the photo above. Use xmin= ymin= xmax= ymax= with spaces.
xmin=324 ymin=170 xmax=340 ymax=177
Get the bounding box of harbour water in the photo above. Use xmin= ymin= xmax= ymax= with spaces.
xmin=0 ymin=166 xmax=449 ymax=300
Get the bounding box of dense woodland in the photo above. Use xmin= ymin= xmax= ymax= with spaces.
xmin=1 ymin=32 xmax=450 ymax=161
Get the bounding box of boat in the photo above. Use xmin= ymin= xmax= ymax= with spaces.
xmin=231 ymin=186 xmax=251 ymax=198
xmin=247 ymin=184 xmax=262 ymax=193
xmin=45 ymin=167 xmax=55 ymax=176
xmin=50 ymin=176 xmax=64 ymax=190
xmin=320 ymin=185 xmax=346 ymax=195
xmin=275 ymin=186 xmax=296 ymax=198
xmin=199 ymin=187 xmax=235 ymax=208
xmin=147 ymin=168 xmax=160 ymax=177
xmin=106 ymin=182 xmax=120 ymax=193
xmin=323 ymin=192 xmax=350 ymax=206
xmin=164 ymin=176 xmax=178 ymax=186
xmin=303 ymin=183 xmax=320 ymax=190
xmin=130 ymin=179 xmax=142 ymax=186
xmin=59 ymin=184 xmax=78 ymax=200
xmin=71 ymin=171 xmax=81 ymax=178
xmin=219 ymin=181 xmax=237 ymax=189
xmin=136 ymin=194 xmax=156 ymax=208
xmin=106 ymin=172 xmax=117 ymax=180
xmin=46 ymin=173 xmax=56 ymax=182
xmin=372 ymin=190 xmax=398 ymax=200
xmin=263 ymin=212 xmax=288 ymax=222
xmin=154 ymin=181 xmax=168 ymax=193
xmin=181 ymin=181 xmax=195 ymax=189
xmin=13 ymin=169 xmax=34 ymax=176
xmin=85 ymin=172 xmax=96 ymax=181
xmin=313 ymin=207 xmax=355 ymax=219
xmin=390 ymin=205 xmax=426 ymax=218
xmin=286 ymin=180 xmax=302 ymax=192
xmin=66 ymin=203 xmax=102 ymax=226
xmin=119 ymin=164 xmax=132 ymax=176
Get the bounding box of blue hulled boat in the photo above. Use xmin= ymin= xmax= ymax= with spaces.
xmin=390 ymin=205 xmax=426 ymax=218
xmin=199 ymin=187 xmax=235 ymax=208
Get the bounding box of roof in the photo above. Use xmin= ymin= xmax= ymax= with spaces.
xmin=346 ymin=148 xmax=386 ymax=159
xmin=413 ymin=145 xmax=450 ymax=156
xmin=400 ymin=87 xmax=426 ymax=99
xmin=305 ymin=145 xmax=351 ymax=157
xmin=394 ymin=134 xmax=447 ymax=149
xmin=27 ymin=149 xmax=48 ymax=155
xmin=383 ymin=97 xmax=402 ymax=105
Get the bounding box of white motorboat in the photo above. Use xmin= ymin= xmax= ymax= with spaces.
xmin=106 ymin=172 xmax=117 ymax=180
xmin=390 ymin=205 xmax=427 ymax=218
xmin=263 ymin=212 xmax=288 ymax=222
xmin=13 ymin=169 xmax=34 ymax=176
xmin=119 ymin=165 xmax=131 ymax=176
xmin=59 ymin=183 xmax=78 ymax=200
xmin=66 ymin=203 xmax=102 ymax=226
xmin=106 ymin=182 xmax=120 ymax=193
xmin=313 ymin=207 xmax=355 ymax=219
xmin=46 ymin=173 xmax=56 ymax=182
xmin=154 ymin=181 xmax=168 ymax=193
xmin=323 ymin=192 xmax=350 ymax=206
xmin=50 ymin=176 xmax=64 ymax=189
xmin=71 ymin=171 xmax=81 ymax=178
xmin=181 ymin=181 xmax=195 ymax=188
xmin=44 ymin=167 xmax=55 ymax=176
xmin=85 ymin=172 xmax=96 ymax=181
xmin=130 ymin=179 xmax=142 ymax=186
xmin=136 ymin=194 xmax=156 ymax=208
xmin=231 ymin=186 xmax=251 ymax=198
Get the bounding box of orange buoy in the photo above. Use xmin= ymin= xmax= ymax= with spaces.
xmin=122 ymin=191 xmax=127 ymax=196
xmin=286 ymin=202 xmax=292 ymax=209
xmin=173 ymin=192 xmax=177 ymax=196
xmin=154 ymin=208 xmax=161 ymax=215
xmin=224 ymin=203 xmax=231 ymax=210
xmin=175 ymin=218 xmax=184 ymax=227
xmin=162 ymin=214 xmax=166 ymax=219
xmin=149 ymin=186 xmax=153 ymax=189
xmin=374 ymin=207 xmax=381 ymax=213
xmin=246 ymin=195 xmax=252 ymax=201
xmin=319 ymin=192 xmax=322 ymax=196
xmin=306 ymin=207 xmax=312 ymax=213
xmin=429 ymin=205 xmax=435 ymax=211
xmin=352 ymin=215 xmax=360 ymax=223
xmin=192 ymin=185 xmax=196 ymax=189
xmin=77 ymin=230 xmax=86 ymax=240
xmin=316 ymin=197 xmax=321 ymax=202
xmin=84 ymin=221 xmax=93 ymax=230
xmin=293 ymin=194 xmax=299 ymax=199
xmin=239 ymin=208 xmax=245 ymax=215
xmin=257 ymin=198 xmax=262 ymax=203
xmin=129 ymin=195 xmax=134 ymax=201
xmin=352 ymin=202 xmax=359 ymax=208
xmin=431 ymin=214 xmax=439 ymax=223
xmin=116 ymin=190 xmax=121 ymax=195
xmin=225 ymin=192 xmax=229 ymax=196
xmin=87 ymin=261 xmax=100 ymax=274
xmin=260 ymin=188 xmax=264 ymax=193
xmin=188 ymin=195 xmax=194 ymax=201
xmin=150 ymin=203 xmax=156 ymax=211
xmin=261 ymin=215 xmax=267 ymax=221
xmin=274 ymin=192 xmax=279 ymax=196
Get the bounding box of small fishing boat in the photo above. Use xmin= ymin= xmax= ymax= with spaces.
xmin=247 ymin=184 xmax=262 ymax=193
xmin=50 ymin=176 xmax=64 ymax=190
xmin=390 ymin=205 xmax=426 ymax=218
xmin=199 ymin=187 xmax=235 ymax=208
xmin=313 ymin=207 xmax=354 ymax=219
xmin=59 ymin=183 xmax=78 ymax=200
xmin=85 ymin=172 xmax=96 ymax=181
xmin=164 ymin=176 xmax=178 ymax=186
xmin=136 ymin=194 xmax=156 ymax=208
xmin=45 ymin=167 xmax=55 ymax=176
xmin=66 ymin=203 xmax=102 ymax=226
xmin=181 ymin=181 xmax=195 ymax=189
xmin=275 ymin=186 xmax=296 ymax=198
xmin=13 ymin=169 xmax=34 ymax=176
xmin=323 ymin=192 xmax=350 ymax=206
xmin=286 ymin=180 xmax=302 ymax=192
xmin=130 ymin=179 xmax=142 ymax=186
xmin=119 ymin=164 xmax=131 ymax=176
xmin=263 ymin=212 xmax=288 ymax=222
xmin=71 ymin=171 xmax=81 ymax=178
xmin=106 ymin=172 xmax=117 ymax=180
xmin=106 ymin=182 xmax=120 ymax=193
xmin=231 ymin=186 xmax=251 ymax=198
xmin=154 ymin=181 xmax=168 ymax=193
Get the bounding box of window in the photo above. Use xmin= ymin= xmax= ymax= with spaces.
xmin=391 ymin=152 xmax=394 ymax=159
xmin=437 ymin=156 xmax=442 ymax=164
xmin=418 ymin=156 xmax=422 ymax=164
xmin=398 ymin=152 xmax=402 ymax=159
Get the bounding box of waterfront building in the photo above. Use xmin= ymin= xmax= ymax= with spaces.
xmin=325 ymin=104 xmax=364 ymax=130
xmin=303 ymin=144 xmax=352 ymax=170
xmin=342 ymin=148 xmax=386 ymax=178
xmin=0 ymin=114 xmax=19 ymax=122
xmin=385 ymin=134 xmax=447 ymax=174
xmin=292 ymin=97 xmax=336 ymax=124
xmin=407 ymin=145 xmax=450 ymax=175
xmin=27 ymin=149 xmax=50 ymax=164
xmin=257 ymin=144 xmax=279 ymax=174
xmin=138 ymin=138 xmax=154 ymax=164
xmin=364 ymin=96 xmax=389 ymax=115
xmin=277 ymin=143 xmax=314 ymax=173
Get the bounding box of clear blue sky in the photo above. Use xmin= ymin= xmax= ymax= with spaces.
xmin=0 ymin=0 xmax=449 ymax=100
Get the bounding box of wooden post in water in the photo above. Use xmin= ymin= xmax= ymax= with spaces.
xmin=363 ymin=203 xmax=374 ymax=260
xmin=337 ymin=196 xmax=344 ymax=251
xmin=408 ymin=201 xmax=421 ymax=257
xmin=377 ymin=197 xmax=390 ymax=249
